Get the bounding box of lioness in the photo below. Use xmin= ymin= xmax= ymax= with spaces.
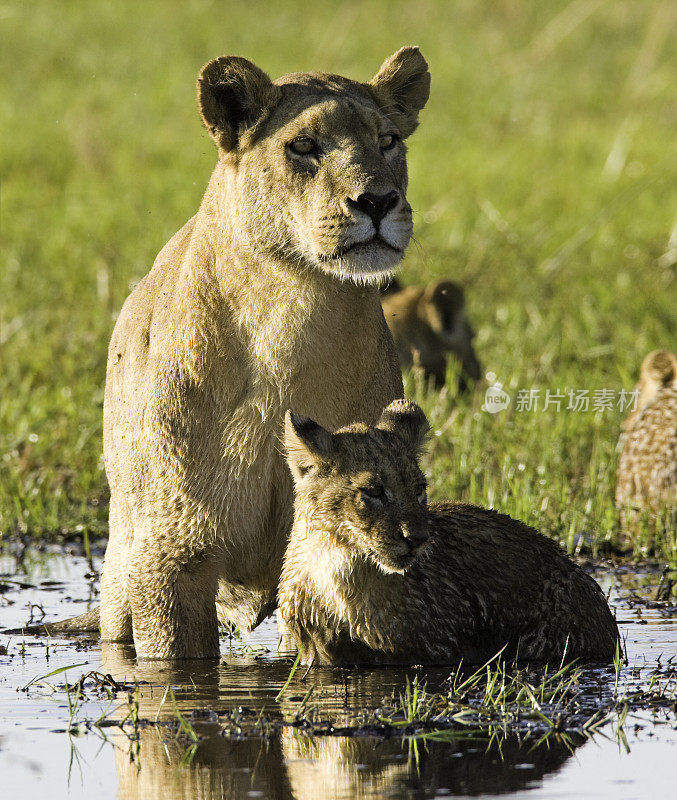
xmin=41 ymin=49 xmax=430 ymax=658
xmin=279 ymin=401 xmax=619 ymax=666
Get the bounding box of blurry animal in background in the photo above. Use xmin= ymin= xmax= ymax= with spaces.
xmin=616 ymin=350 xmax=677 ymax=531
xmin=279 ymin=400 xmax=619 ymax=666
xmin=380 ymin=278 xmax=482 ymax=389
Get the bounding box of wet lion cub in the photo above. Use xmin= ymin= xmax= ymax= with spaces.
xmin=279 ymin=401 xmax=619 ymax=666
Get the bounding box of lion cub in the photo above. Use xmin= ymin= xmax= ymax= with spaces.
xmin=279 ymin=401 xmax=619 ymax=666
xmin=381 ymin=279 xmax=482 ymax=389
xmin=616 ymin=350 xmax=677 ymax=528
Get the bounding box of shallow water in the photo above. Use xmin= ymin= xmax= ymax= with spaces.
xmin=0 ymin=549 xmax=675 ymax=800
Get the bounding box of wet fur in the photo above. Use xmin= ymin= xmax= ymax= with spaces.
xmin=279 ymin=401 xmax=619 ymax=666
xmin=48 ymin=49 xmax=430 ymax=658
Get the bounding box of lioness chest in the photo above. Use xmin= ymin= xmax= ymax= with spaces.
xmin=212 ymin=274 xmax=402 ymax=435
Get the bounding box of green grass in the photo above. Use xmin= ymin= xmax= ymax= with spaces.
xmin=1 ymin=0 xmax=675 ymax=556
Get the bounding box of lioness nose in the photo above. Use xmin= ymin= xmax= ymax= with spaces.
xmin=347 ymin=191 xmax=399 ymax=227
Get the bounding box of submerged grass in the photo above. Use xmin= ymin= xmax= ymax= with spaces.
xmin=378 ymin=656 xmax=585 ymax=735
xmin=1 ymin=0 xmax=676 ymax=558
xmin=15 ymin=651 xmax=675 ymax=768
xmin=375 ymin=654 xmax=677 ymax=753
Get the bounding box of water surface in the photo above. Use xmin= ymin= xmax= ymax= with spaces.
xmin=0 ymin=549 xmax=675 ymax=800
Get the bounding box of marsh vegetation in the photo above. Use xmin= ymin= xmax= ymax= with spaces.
xmin=2 ymin=0 xmax=675 ymax=558
xmin=1 ymin=549 xmax=676 ymax=799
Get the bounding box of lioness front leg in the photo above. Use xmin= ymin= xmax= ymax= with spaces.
xmin=127 ymin=543 xmax=220 ymax=659
xmin=99 ymin=493 xmax=134 ymax=642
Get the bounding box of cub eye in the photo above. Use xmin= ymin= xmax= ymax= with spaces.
xmin=378 ymin=133 xmax=398 ymax=151
xmin=288 ymin=137 xmax=317 ymax=156
xmin=360 ymin=485 xmax=386 ymax=502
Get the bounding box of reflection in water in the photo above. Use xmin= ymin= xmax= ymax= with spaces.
xmin=2 ymin=558 xmax=674 ymax=800
xmin=109 ymin=723 xmax=582 ymax=800
xmin=100 ymin=644 xmax=584 ymax=800
xmin=283 ymin=733 xmax=583 ymax=800
xmin=113 ymin=732 xmax=293 ymax=800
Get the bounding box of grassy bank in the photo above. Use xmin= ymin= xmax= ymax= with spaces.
xmin=1 ymin=0 xmax=675 ymax=558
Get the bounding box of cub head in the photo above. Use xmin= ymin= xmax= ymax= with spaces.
xmin=622 ymin=349 xmax=677 ymax=432
xmin=197 ymin=48 xmax=430 ymax=284
xmin=284 ymin=400 xmax=431 ymax=574
xmin=638 ymin=350 xmax=677 ymax=402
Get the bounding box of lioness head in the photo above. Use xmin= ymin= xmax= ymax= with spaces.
xmin=197 ymin=48 xmax=430 ymax=284
xmin=284 ymin=399 xmax=430 ymax=574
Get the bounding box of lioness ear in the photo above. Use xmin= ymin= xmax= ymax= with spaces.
xmin=368 ymin=47 xmax=431 ymax=138
xmin=376 ymin=399 xmax=430 ymax=452
xmin=197 ymin=56 xmax=280 ymax=151
xmin=284 ymin=411 xmax=334 ymax=482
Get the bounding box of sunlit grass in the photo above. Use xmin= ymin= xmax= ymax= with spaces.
xmin=1 ymin=0 xmax=675 ymax=556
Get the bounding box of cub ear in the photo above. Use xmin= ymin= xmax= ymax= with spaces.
xmin=368 ymin=47 xmax=431 ymax=138
xmin=425 ymin=280 xmax=465 ymax=310
xmin=424 ymin=280 xmax=465 ymax=333
xmin=376 ymin=399 xmax=430 ymax=452
xmin=284 ymin=411 xmax=335 ymax=482
xmin=197 ymin=55 xmax=280 ymax=151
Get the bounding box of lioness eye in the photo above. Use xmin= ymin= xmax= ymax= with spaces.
xmin=288 ymin=137 xmax=317 ymax=156
xmin=378 ymin=134 xmax=398 ymax=151
xmin=361 ymin=485 xmax=386 ymax=502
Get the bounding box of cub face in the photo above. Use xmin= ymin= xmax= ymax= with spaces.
xmin=284 ymin=400 xmax=431 ymax=574
xmin=197 ymin=49 xmax=430 ymax=284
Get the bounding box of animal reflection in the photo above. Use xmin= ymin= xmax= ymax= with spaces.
xmin=100 ymin=645 xmax=584 ymax=800
xmin=282 ymin=730 xmax=585 ymax=800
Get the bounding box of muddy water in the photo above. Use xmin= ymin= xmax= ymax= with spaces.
xmin=0 ymin=549 xmax=675 ymax=800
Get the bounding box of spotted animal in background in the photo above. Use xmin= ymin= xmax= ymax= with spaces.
xmin=616 ymin=349 xmax=677 ymax=532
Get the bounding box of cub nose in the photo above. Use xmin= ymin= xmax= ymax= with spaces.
xmin=347 ymin=191 xmax=399 ymax=227
xmin=401 ymin=524 xmax=429 ymax=550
